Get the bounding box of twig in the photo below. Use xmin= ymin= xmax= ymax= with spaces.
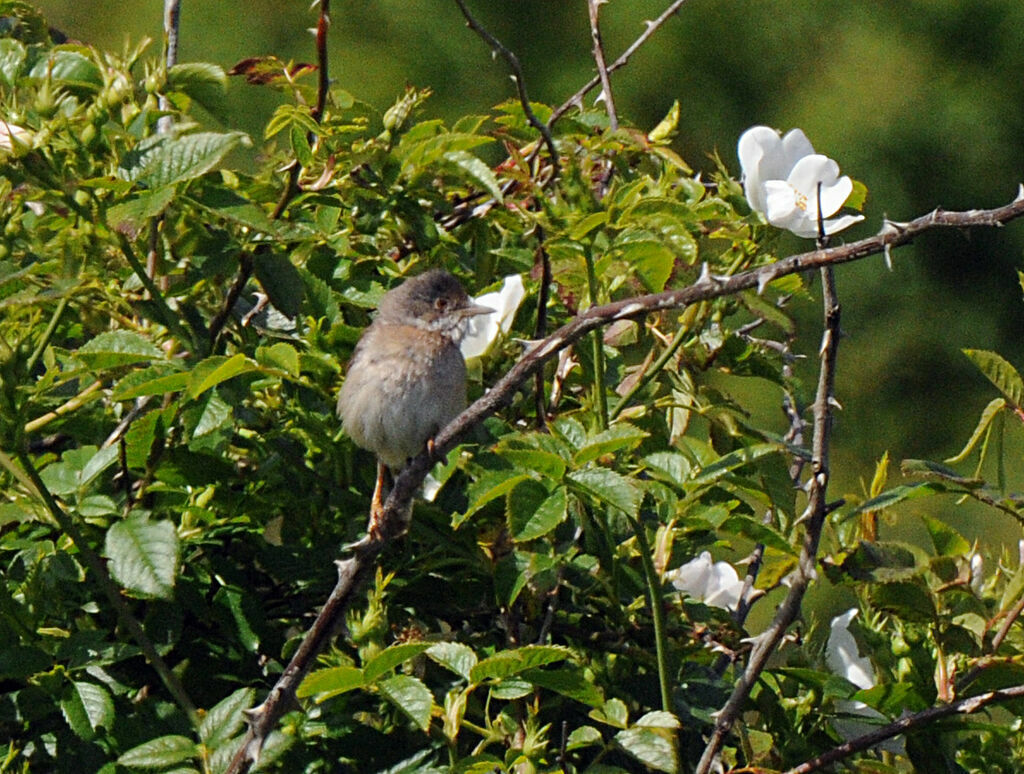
xmin=208 ymin=0 xmax=331 ymax=350
xmin=550 ymin=0 xmax=692 ymax=126
xmin=24 ymin=379 xmax=103 ymax=434
xmin=695 ymin=260 xmax=841 ymax=774
xmin=586 ymin=0 xmax=619 ymax=131
xmin=533 ymin=231 xmax=551 ymax=426
xmin=156 ymin=0 xmax=181 ymax=136
xmin=226 ymin=192 xmax=1024 ymax=768
xmin=785 ymin=683 xmax=1024 ymax=774
xmin=452 ymin=0 xmax=559 ymax=177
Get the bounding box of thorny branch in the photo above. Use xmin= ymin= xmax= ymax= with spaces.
xmin=208 ymin=1 xmax=332 ymax=350
xmin=452 ymin=0 xmax=559 ymax=176
xmin=222 ymin=192 xmax=1024 ymax=771
xmin=785 ymin=683 xmax=1024 ymax=774
xmin=550 ymin=0 xmax=692 ymax=126
xmin=696 ymin=260 xmax=841 ymax=774
xmin=587 ymin=0 xmax=619 ymax=131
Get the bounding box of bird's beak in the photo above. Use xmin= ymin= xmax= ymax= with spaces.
xmin=460 ymin=302 xmax=494 ymax=318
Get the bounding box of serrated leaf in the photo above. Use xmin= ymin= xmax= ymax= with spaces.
xmin=106 ymin=187 xmax=176 ymax=233
xmin=363 ymin=642 xmax=432 ymax=684
xmin=297 ymin=665 xmax=364 ymax=700
xmin=427 ymin=642 xmax=477 ymax=681
xmin=615 ymin=727 xmax=678 ymax=774
xmin=870 ymin=580 xmax=936 ymax=622
xmin=569 ymin=211 xmax=609 ymax=241
xmin=377 ymin=675 xmax=433 ymax=732
xmin=199 ymin=687 xmax=254 ymax=749
xmin=901 ymin=459 xmax=984 ymax=488
xmin=118 ymin=735 xmax=198 ymax=768
xmin=112 ymin=368 xmax=190 ymax=401
xmin=79 ymin=444 xmax=119 ymax=489
xmin=690 ymin=443 xmax=781 ymax=486
xmin=455 ymin=471 xmax=531 ymax=528
xmin=850 ymin=482 xmax=944 ymax=516
xmin=648 ymin=100 xmax=679 ymax=144
xmin=124 ymin=131 xmax=250 ymax=188
xmin=442 ymin=150 xmax=503 ymax=201
xmin=718 ymin=514 xmax=795 ymax=555
xmin=187 ymin=354 xmax=256 ymax=399
xmin=964 ymin=349 xmax=1024 ymax=407
xmin=567 ymin=468 xmax=642 ymax=517
xmin=574 ymin=424 xmax=649 ymax=466
xmin=642 ymin=452 xmax=692 ymax=485
xmin=61 ymin=681 xmax=113 ymax=741
xmin=253 ymin=251 xmax=304 ymax=319
xmin=494 ymin=448 xmax=567 ymax=480
xmin=922 ymin=516 xmax=970 ymax=558
xmin=29 ymin=48 xmax=102 ymax=90
xmin=469 ymin=645 xmax=571 ymax=684
xmin=0 ymin=38 xmax=27 ymax=86
xmin=105 ymin=516 xmax=179 ymax=599
xmin=590 ymin=697 xmax=629 ymax=728
xmin=620 ymin=240 xmax=674 ymax=293
xmin=635 ymin=711 xmax=680 ymax=729
xmin=494 ymin=550 xmax=555 ymax=606
xmin=521 ymin=666 xmax=604 ymax=707
xmin=167 ymin=62 xmax=228 ymax=119
xmin=946 ymin=397 xmax=1007 ymax=463
xmin=507 ymin=482 xmax=567 ymax=542
xmin=77 ymin=330 xmax=163 ymax=369
xmin=255 ymin=342 xmax=301 ymax=377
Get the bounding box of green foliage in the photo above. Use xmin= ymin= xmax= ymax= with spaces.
xmin=1 ymin=4 xmax=1024 ymax=774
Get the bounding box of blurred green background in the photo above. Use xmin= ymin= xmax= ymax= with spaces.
xmin=32 ymin=0 xmax=1024 ymax=547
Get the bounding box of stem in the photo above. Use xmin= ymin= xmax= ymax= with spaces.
xmin=584 ymin=247 xmax=608 ymax=429
xmin=609 ymin=309 xmax=695 ymax=420
xmin=586 ymin=0 xmax=619 ymax=131
xmin=117 ymin=234 xmax=194 ymax=348
xmin=10 ymin=448 xmax=198 ymax=727
xmin=630 ymin=514 xmax=672 ymax=712
xmin=24 ymin=379 xmax=103 ymax=434
xmin=25 ymin=295 xmax=69 ymax=376
xmin=534 ymin=233 xmax=551 ymax=426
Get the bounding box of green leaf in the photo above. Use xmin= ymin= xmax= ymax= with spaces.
xmin=253 ymin=250 xmax=304 ymax=319
xmin=851 ymin=482 xmax=944 ymax=516
xmin=469 ymin=645 xmax=572 ymax=684
xmin=590 ymin=697 xmax=629 ymax=728
xmin=620 ymin=240 xmax=675 ymax=293
xmin=507 ymin=482 xmax=567 ymax=542
xmin=574 ymin=424 xmax=649 ymax=466
xmin=166 ymin=62 xmax=228 ymax=118
xmin=455 ymin=470 xmax=531 ymax=528
xmin=441 ymin=150 xmax=503 ymax=201
xmin=718 ymin=514 xmax=794 ymax=555
xmin=427 ymin=642 xmax=478 ymax=681
xmin=77 ymin=330 xmax=163 ymax=369
xmin=125 ymin=131 xmax=250 ymax=188
xmin=106 ymin=187 xmax=177 ymax=234
xmin=946 ymin=397 xmax=1007 ymax=463
xmin=648 ymin=100 xmax=679 ymax=144
xmin=521 ymin=666 xmax=604 ymax=707
xmin=363 ymin=642 xmax=433 ymax=684
xmin=187 ymin=354 xmax=256 ymax=399
xmin=112 ymin=367 xmax=190 ymax=401
xmin=105 ymin=516 xmax=180 ymax=599
xmin=614 ymin=727 xmax=678 ymax=774
xmin=61 ymin=681 xmax=114 ymax=741
xmin=199 ymin=687 xmax=254 ymax=749
xmin=255 ymin=342 xmax=301 ymax=377
xmin=28 ymin=48 xmax=102 ymax=91
xmin=569 ymin=211 xmax=609 ymax=241
xmin=870 ymin=580 xmax=936 ymax=622
xmin=923 ymin=516 xmax=971 ymax=558
xmin=567 ymin=468 xmax=642 ymax=517
xmin=118 ymin=735 xmax=198 ymax=768
xmin=494 ymin=550 xmax=555 ymax=606
xmin=0 ymin=38 xmax=27 ymax=86
xmin=963 ymin=349 xmax=1024 ymax=407
xmin=690 ymin=443 xmax=781 ymax=486
xmin=297 ymin=665 xmax=364 ymax=700
xmin=377 ymin=675 xmax=433 ymax=732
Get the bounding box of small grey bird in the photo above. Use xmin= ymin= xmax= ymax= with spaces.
xmin=337 ymin=270 xmax=492 ymax=538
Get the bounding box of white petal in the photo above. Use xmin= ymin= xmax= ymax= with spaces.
xmin=668 ymin=552 xmax=743 ymax=611
xmin=779 ymin=128 xmax=816 ymax=169
xmin=460 ymin=274 xmax=525 ymax=360
xmin=826 ymin=609 xmax=875 ymax=690
xmin=822 ymin=213 xmax=865 ymax=235
xmin=818 ymin=175 xmax=854 ymax=218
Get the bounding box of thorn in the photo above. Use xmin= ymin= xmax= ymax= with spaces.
xmin=756 ymin=270 xmax=772 ymax=295
xmin=827 ymin=396 xmax=844 ymax=410
xmin=697 ymin=262 xmax=711 ymax=285
xmin=1016 ymin=184 xmax=1024 ymax=203
xmin=819 ymin=328 xmax=832 ymax=356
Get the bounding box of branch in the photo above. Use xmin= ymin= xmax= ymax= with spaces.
xmin=452 ymin=0 xmax=559 ymax=176
xmin=550 ymin=0 xmax=692 ymax=126
xmin=225 ymin=191 xmax=1024 ymax=771
xmin=586 ymin=0 xmax=619 ymax=131
xmin=208 ymin=0 xmax=332 ymax=350
xmin=786 ymin=683 xmax=1024 ymax=774
xmin=156 ymin=0 xmax=181 ymax=136
xmin=695 ymin=260 xmax=841 ymax=774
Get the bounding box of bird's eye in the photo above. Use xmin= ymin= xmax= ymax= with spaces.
xmin=435 ymin=297 xmax=449 ymax=311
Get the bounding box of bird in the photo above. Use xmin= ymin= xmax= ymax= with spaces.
xmin=337 ymin=269 xmax=492 ymax=540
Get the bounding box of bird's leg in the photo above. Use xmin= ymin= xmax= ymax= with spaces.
xmin=368 ymin=461 xmax=392 ymax=541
